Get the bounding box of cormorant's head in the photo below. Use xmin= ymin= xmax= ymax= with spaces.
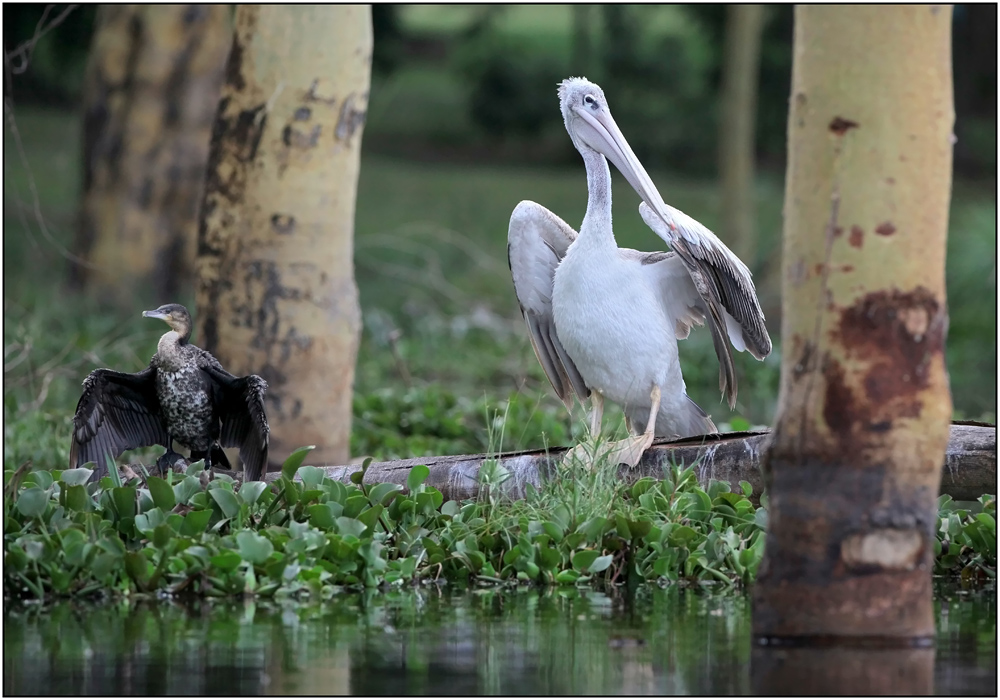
xmin=143 ymin=304 xmax=192 ymax=340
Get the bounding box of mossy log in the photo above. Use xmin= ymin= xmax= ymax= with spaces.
xmin=256 ymin=422 xmax=995 ymax=502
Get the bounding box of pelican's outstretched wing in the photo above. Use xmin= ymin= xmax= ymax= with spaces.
xmin=507 ymin=200 xmax=589 ymax=408
xmin=638 ymin=202 xmax=771 ymax=408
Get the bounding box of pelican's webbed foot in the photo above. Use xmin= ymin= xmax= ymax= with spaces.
xmin=564 ymin=385 xmax=661 ymax=469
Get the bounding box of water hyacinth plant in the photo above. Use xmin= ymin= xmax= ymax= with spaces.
xmin=3 ymin=446 xmax=995 ymax=601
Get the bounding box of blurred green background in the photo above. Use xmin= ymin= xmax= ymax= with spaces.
xmin=3 ymin=5 xmax=996 ymax=470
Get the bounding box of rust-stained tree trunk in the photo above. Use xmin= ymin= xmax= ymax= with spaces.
xmin=72 ymin=5 xmax=230 ymax=301
xmin=755 ymin=3 xmax=954 ymax=651
xmin=196 ymin=6 xmax=371 ymax=470
xmin=718 ymin=4 xmax=766 ymax=266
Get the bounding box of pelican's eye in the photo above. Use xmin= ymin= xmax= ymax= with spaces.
xmin=583 ymin=94 xmax=597 ymax=108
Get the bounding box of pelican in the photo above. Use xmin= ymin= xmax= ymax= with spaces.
xmin=507 ymin=77 xmax=771 ymax=466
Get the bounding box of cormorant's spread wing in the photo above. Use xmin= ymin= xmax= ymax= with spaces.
xmin=507 ymin=200 xmax=589 ymax=408
xmin=70 ymin=367 xmax=168 ymax=480
xmin=203 ymin=365 xmax=269 ymax=481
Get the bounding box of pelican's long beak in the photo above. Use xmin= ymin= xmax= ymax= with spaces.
xmin=142 ymin=309 xmax=169 ymax=321
xmin=575 ymin=105 xmax=670 ymax=221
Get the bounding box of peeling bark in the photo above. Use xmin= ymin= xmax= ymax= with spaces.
xmin=251 ymin=424 xmax=995 ymax=505
xmin=756 ymin=6 xmax=955 ymax=642
xmin=72 ymin=5 xmax=230 ymax=301
xmin=196 ymin=6 xmax=371 ymax=468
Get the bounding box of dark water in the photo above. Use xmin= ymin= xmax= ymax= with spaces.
xmin=4 ymin=582 xmax=995 ymax=695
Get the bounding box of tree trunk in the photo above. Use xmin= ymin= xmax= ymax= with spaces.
xmin=195 ymin=6 xmax=370 ymax=470
xmin=754 ymin=5 xmax=954 ymax=643
xmin=72 ymin=5 xmax=230 ymax=301
xmin=718 ymin=4 xmax=766 ymax=267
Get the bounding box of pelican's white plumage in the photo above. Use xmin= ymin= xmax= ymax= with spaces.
xmin=507 ymin=77 xmax=771 ymax=463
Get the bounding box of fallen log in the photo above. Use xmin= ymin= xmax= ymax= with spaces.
xmin=258 ymin=422 xmax=996 ymax=503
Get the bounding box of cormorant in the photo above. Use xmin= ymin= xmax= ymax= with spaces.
xmin=70 ymin=304 xmax=269 ymax=481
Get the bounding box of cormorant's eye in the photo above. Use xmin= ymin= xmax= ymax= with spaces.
xmin=583 ymin=94 xmax=597 ymax=108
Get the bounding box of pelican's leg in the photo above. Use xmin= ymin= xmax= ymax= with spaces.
xmin=601 ymin=384 xmax=661 ymax=468
xmin=588 ymin=391 xmax=604 ymax=439
xmin=564 ymin=392 xmax=605 ymax=468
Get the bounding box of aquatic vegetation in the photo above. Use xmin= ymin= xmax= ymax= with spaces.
xmin=4 ymin=446 xmax=994 ymax=601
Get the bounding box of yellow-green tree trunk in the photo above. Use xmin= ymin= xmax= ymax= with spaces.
xmin=72 ymin=5 xmax=230 ymax=301
xmin=718 ymin=4 xmax=766 ymax=266
xmin=756 ymin=5 xmax=954 ymax=644
xmin=196 ymin=6 xmax=370 ymax=469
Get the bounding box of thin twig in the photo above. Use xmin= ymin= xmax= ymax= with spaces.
xmin=4 ymin=97 xmax=103 ymax=271
xmin=4 ymin=5 xmax=79 ymax=74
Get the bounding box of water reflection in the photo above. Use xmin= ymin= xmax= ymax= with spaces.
xmin=3 ymin=583 xmax=994 ymax=695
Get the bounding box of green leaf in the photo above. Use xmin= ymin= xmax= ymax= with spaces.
xmin=578 ymin=516 xmax=608 ymax=543
xmin=173 ymin=476 xmax=202 ymax=505
xmin=124 ymin=551 xmax=149 ymax=587
xmin=63 ymin=484 xmax=92 ymax=513
xmin=146 ymin=477 xmax=176 ymax=511
xmin=754 ymin=508 xmax=768 ymax=530
xmin=668 ymin=525 xmax=700 ymax=546
xmin=135 ymin=508 xmax=165 ymax=536
xmin=107 ymin=455 xmax=123 ymax=488
xmin=152 ymin=523 xmax=174 ymax=550
xmin=555 ymin=569 xmax=581 ymax=584
xmin=211 ymin=550 xmax=243 ymax=572
xmin=627 ymin=519 xmax=652 ymax=540
xmin=707 ymin=479 xmax=731 ymax=500
xmin=282 ymin=446 xmax=315 ymax=481
xmin=112 ymin=487 xmax=137 ymax=520
xmin=59 ymin=468 xmax=94 ymax=487
xmin=369 ymin=483 xmax=403 ymax=506
xmin=239 ymin=481 xmax=268 ymax=506
xmin=308 ymin=503 xmax=338 ymax=530
xmin=16 ymin=487 xmax=48 ymax=519
xmin=210 ymin=489 xmax=241 ymax=519
xmin=571 ymin=549 xmax=599 ymax=572
xmin=185 ymin=459 xmax=206 ymax=476
xmin=236 ymin=531 xmax=274 ymax=564
xmin=406 ymin=464 xmax=430 ymax=492
xmin=615 ymin=514 xmax=632 ymax=539
xmin=297 ymin=465 xmax=326 ymax=490
xmin=588 ymin=554 xmax=614 ymax=573
xmin=343 ymin=494 xmax=368 ymax=519
xmin=25 ymin=471 xmax=54 ymax=489
xmin=358 ymin=504 xmax=384 ymax=532
xmin=542 ymin=521 xmax=564 ymax=543
xmin=180 ymin=509 xmax=212 ymax=537
xmin=739 ymin=480 xmax=753 ymax=498
xmin=976 ymin=512 xmax=996 ymax=531
xmin=336 ymin=517 xmax=368 ymax=538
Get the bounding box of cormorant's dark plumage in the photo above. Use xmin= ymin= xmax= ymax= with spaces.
xmin=70 ymin=304 xmax=269 ymax=481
